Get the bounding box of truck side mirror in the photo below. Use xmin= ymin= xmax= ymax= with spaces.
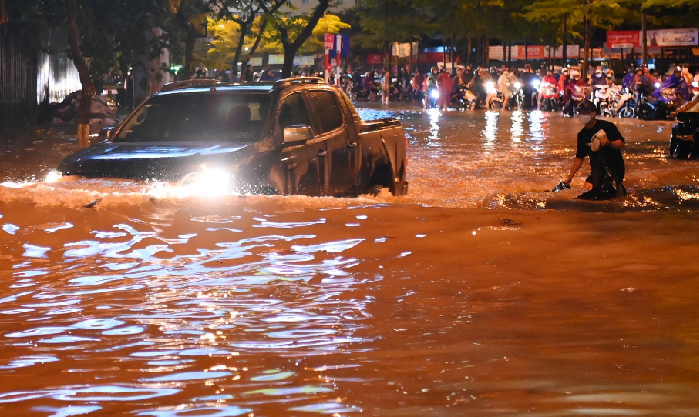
xmin=98 ymin=126 xmax=115 ymax=142
xmin=283 ymin=125 xmax=313 ymax=143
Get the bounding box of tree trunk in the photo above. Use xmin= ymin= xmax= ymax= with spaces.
xmin=409 ymin=37 xmax=413 ymax=74
xmin=277 ymin=0 xmax=330 ymax=78
xmin=562 ymin=14 xmax=568 ymax=67
xmin=583 ymin=13 xmax=591 ymax=81
xmin=68 ymin=0 xmax=94 ymax=149
xmin=641 ymin=11 xmax=648 ymax=68
xmin=442 ymin=36 xmax=447 ymax=69
xmin=484 ymin=36 xmax=489 ymax=65
xmin=183 ymin=27 xmax=196 ymax=79
xmin=467 ymin=37 xmax=472 ymax=65
xmin=232 ymin=20 xmax=251 ymax=75
xmin=416 ymin=38 xmax=420 ymax=69
xmin=507 ymin=43 xmax=511 ymax=67
xmin=450 ymin=34 xmax=455 ymax=75
xmin=0 ymin=0 xmax=8 ymax=26
xmin=525 ymin=38 xmax=528 ymax=63
xmin=281 ymin=45 xmax=296 ymax=78
xmin=386 ymin=41 xmax=391 ymax=76
xmin=245 ymin=17 xmax=267 ymax=65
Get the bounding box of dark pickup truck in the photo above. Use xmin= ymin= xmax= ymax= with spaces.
xmin=52 ymin=78 xmax=408 ymax=196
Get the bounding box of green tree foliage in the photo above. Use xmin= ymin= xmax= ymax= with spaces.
xmin=5 ymin=0 xmax=172 ymax=146
xmin=270 ymin=0 xmax=331 ymax=77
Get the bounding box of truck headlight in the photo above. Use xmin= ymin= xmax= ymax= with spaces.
xmin=45 ymin=169 xmax=62 ymax=183
xmin=430 ymin=89 xmax=439 ymax=99
xmin=180 ymin=168 xmax=232 ymax=196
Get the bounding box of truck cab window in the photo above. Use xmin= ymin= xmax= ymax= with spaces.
xmin=279 ymin=93 xmax=313 ymax=131
xmin=308 ymin=91 xmax=345 ymax=134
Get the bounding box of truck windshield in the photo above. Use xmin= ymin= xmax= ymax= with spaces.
xmin=115 ymin=93 xmax=271 ymax=143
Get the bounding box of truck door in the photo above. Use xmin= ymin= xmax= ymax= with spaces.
xmin=277 ymin=91 xmax=328 ymax=196
xmin=306 ymin=90 xmax=354 ymax=196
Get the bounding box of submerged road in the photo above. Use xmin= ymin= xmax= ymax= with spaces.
xmin=1 ymin=107 xmax=698 ymax=416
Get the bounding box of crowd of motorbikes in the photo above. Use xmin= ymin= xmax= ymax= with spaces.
xmin=344 ymin=67 xmax=699 ymax=122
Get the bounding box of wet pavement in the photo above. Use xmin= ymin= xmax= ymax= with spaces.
xmin=1 ymin=106 xmax=699 ymax=416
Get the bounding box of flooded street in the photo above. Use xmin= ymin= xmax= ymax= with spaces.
xmin=1 ymin=107 xmax=699 ymax=416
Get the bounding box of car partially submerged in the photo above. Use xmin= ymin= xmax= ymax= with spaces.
xmin=51 ymin=78 xmax=408 ymax=196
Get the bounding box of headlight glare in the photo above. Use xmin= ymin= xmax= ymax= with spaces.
xmin=45 ymin=170 xmax=62 ymax=183
xmin=180 ymin=169 xmax=232 ymax=196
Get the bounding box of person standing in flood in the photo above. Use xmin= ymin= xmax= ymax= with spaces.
xmin=437 ymin=68 xmax=453 ymax=111
xmin=563 ymin=100 xmax=627 ymax=200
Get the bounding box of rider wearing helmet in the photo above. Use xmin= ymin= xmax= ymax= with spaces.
xmin=655 ymin=67 xmax=691 ymax=104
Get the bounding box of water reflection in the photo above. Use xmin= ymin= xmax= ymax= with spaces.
xmin=1 ymin=105 xmax=699 ymax=415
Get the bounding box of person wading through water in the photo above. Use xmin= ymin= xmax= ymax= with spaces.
xmin=563 ymin=100 xmax=627 ymax=200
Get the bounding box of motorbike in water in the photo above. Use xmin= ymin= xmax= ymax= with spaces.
xmin=485 ymin=82 xmax=504 ymax=110
xmin=564 ymin=85 xmax=591 ymax=116
xmin=637 ymin=83 xmax=675 ymax=120
xmin=451 ymin=86 xmax=477 ymax=110
xmin=509 ymin=82 xmax=525 ymax=110
xmin=592 ymin=85 xmax=615 ymax=117
xmin=670 ymin=90 xmax=699 ymax=158
xmin=616 ymin=87 xmax=636 ymax=118
xmin=538 ymin=83 xmax=561 ymax=112
xmin=425 ymin=86 xmax=439 ymax=109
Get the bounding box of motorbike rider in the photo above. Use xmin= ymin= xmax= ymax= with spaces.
xmin=654 ymin=67 xmax=691 ymax=105
xmin=633 ymin=67 xmax=653 ymax=97
xmin=538 ymin=69 xmax=558 ymax=110
xmin=622 ymin=67 xmax=635 ymax=90
xmin=590 ymin=68 xmax=610 ymax=111
xmin=563 ymin=72 xmax=588 ymax=116
xmin=363 ymin=71 xmax=378 ymax=100
xmin=424 ymin=66 xmax=439 ymax=108
xmin=519 ymin=64 xmax=540 ymax=108
xmin=352 ymin=69 xmax=363 ymax=93
xmin=453 ymin=67 xmax=468 ymax=88
xmin=411 ymin=70 xmax=425 ymax=101
xmin=563 ymin=100 xmax=626 ymax=200
xmin=498 ymin=68 xmax=517 ymax=109
xmin=468 ymin=68 xmax=487 ymax=108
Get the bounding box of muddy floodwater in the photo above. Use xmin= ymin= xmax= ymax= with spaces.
xmin=1 ymin=107 xmax=699 ymax=416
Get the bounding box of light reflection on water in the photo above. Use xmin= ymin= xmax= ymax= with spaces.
xmin=1 ymin=106 xmax=699 ymax=415
xmin=356 ymin=105 xmax=698 ymax=212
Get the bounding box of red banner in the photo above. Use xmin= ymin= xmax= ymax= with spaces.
xmin=324 ymin=34 xmax=335 ymax=50
xmin=367 ymin=54 xmax=383 ymax=65
xmin=607 ymin=31 xmax=641 ymax=49
xmin=516 ymin=46 xmax=546 ymax=60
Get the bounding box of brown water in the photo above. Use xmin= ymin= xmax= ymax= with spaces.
xmin=1 ymin=107 xmax=699 ymax=416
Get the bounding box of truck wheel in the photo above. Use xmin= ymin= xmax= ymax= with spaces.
xmin=369 ymin=164 xmax=393 ymax=193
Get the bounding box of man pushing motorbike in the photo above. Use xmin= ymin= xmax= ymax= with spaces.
xmin=562 ymin=100 xmax=627 ymax=200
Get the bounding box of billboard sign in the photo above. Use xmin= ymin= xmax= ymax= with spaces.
xmin=607 ymin=31 xmax=641 ymax=49
xmin=647 ymin=28 xmax=698 ymax=47
xmin=367 ymin=54 xmax=383 ymax=65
